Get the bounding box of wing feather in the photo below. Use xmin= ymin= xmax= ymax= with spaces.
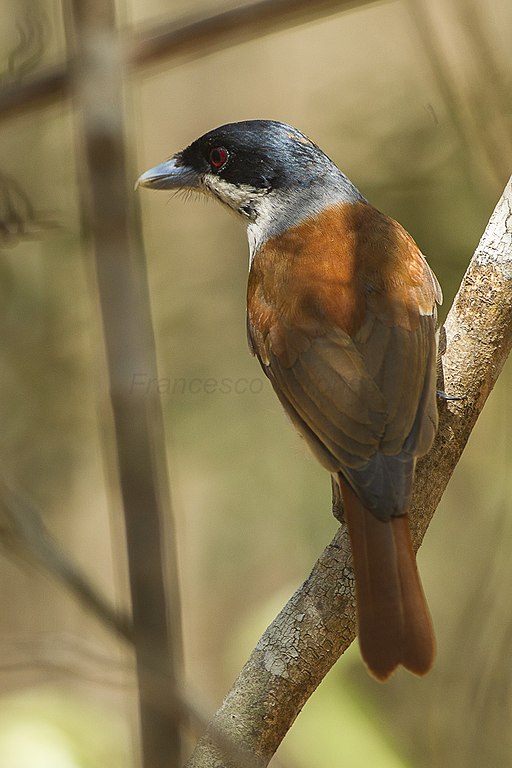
xmin=247 ymin=201 xmax=441 ymax=517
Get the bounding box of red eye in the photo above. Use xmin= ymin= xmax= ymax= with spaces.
xmin=209 ymin=146 xmax=229 ymax=169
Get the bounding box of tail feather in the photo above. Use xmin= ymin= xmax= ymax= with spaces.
xmin=341 ymin=480 xmax=435 ymax=680
xmin=392 ymin=515 xmax=436 ymax=675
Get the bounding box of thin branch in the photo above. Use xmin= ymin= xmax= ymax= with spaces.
xmin=0 ymin=476 xmax=132 ymax=642
xmin=0 ymin=63 xmax=68 ymax=119
xmin=0 ymin=172 xmax=58 ymax=245
xmin=184 ymin=177 xmax=512 ymax=767
xmin=129 ymin=0 xmax=382 ymax=69
xmin=65 ymin=2 xmax=183 ymax=766
xmin=0 ymin=0 xmax=381 ymax=120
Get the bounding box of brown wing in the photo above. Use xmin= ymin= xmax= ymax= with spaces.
xmin=247 ymin=202 xmax=441 ymax=518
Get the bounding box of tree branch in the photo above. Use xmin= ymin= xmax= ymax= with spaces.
xmin=130 ymin=0 xmax=381 ymax=70
xmin=0 ymin=476 xmax=132 ymax=642
xmin=0 ymin=0 xmax=381 ymax=120
xmin=184 ymin=177 xmax=512 ymax=767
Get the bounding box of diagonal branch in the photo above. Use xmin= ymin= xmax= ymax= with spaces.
xmin=184 ymin=176 xmax=512 ymax=767
xmin=0 ymin=0 xmax=381 ymax=120
xmin=130 ymin=0 xmax=381 ymax=69
xmin=0 ymin=476 xmax=132 ymax=642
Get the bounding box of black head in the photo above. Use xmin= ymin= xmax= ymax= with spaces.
xmin=137 ymin=120 xmax=363 ymax=226
xmin=178 ymin=120 xmax=332 ymax=191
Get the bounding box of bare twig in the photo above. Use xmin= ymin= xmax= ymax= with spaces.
xmin=65 ymin=2 xmax=183 ymax=766
xmin=130 ymin=0 xmax=382 ymax=69
xmin=0 ymin=172 xmax=58 ymax=245
xmin=184 ymin=177 xmax=512 ymax=767
xmin=0 ymin=0 xmax=381 ymax=120
xmin=0 ymin=63 xmax=68 ymax=119
xmin=0 ymin=477 xmax=132 ymax=642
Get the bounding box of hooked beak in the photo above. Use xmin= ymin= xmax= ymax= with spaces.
xmin=136 ymin=156 xmax=200 ymax=191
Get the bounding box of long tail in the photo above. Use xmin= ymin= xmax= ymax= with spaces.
xmin=340 ymin=480 xmax=435 ymax=681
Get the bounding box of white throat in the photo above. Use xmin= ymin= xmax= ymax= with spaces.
xmin=203 ymin=169 xmax=366 ymax=267
xmin=204 ymin=174 xmax=264 ymax=217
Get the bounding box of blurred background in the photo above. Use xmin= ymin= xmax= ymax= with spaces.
xmin=1 ymin=0 xmax=512 ymax=766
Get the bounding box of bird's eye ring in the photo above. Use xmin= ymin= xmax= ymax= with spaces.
xmin=209 ymin=146 xmax=229 ymax=169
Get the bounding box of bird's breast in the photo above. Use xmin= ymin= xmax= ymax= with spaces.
xmin=247 ymin=201 xmax=432 ymax=351
xmin=248 ymin=203 xmax=367 ymax=341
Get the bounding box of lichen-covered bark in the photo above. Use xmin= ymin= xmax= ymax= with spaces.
xmin=186 ymin=529 xmax=355 ymax=768
xmin=186 ymin=177 xmax=512 ymax=768
xmin=412 ymin=177 xmax=512 ymax=547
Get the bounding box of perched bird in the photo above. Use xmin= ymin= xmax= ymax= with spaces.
xmin=137 ymin=120 xmax=442 ymax=680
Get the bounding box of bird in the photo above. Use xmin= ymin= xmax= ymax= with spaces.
xmin=137 ymin=120 xmax=442 ymax=680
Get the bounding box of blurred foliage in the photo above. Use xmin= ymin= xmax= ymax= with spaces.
xmin=1 ymin=0 xmax=512 ymax=766
xmin=0 ymin=689 xmax=128 ymax=767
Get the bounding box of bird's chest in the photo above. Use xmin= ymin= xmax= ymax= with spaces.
xmin=247 ymin=209 xmax=366 ymax=341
